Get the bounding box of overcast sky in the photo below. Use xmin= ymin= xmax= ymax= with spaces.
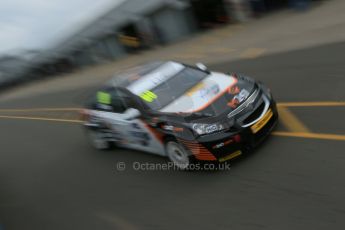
xmin=0 ymin=0 xmax=125 ymax=56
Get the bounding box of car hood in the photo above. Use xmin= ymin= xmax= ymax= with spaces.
xmin=160 ymin=72 xmax=256 ymax=118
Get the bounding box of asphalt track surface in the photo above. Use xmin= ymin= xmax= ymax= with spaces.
xmin=0 ymin=42 xmax=345 ymax=230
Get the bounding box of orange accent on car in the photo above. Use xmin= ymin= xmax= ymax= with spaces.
xmin=173 ymin=127 xmax=184 ymax=132
xmin=227 ymin=98 xmax=239 ymax=108
xmin=141 ymin=119 xmax=164 ymax=143
xmin=79 ymin=109 xmax=90 ymax=121
xmin=177 ymin=139 xmax=217 ymax=161
xmin=224 ymin=139 xmax=234 ymax=145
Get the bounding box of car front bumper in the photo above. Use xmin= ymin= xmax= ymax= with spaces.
xmin=181 ymin=99 xmax=279 ymax=162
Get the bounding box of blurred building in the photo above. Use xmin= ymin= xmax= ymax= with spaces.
xmin=1 ymin=0 xmax=298 ymax=87
xmin=0 ymin=54 xmax=32 ymax=88
xmin=30 ymin=0 xmax=197 ymax=72
xmin=40 ymin=0 xmax=244 ymax=69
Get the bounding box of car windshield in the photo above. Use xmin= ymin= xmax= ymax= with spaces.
xmin=136 ymin=66 xmax=208 ymax=111
xmin=109 ymin=62 xmax=163 ymax=87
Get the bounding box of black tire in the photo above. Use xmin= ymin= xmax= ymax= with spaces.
xmin=165 ymin=139 xmax=194 ymax=170
xmin=85 ymin=128 xmax=114 ymax=150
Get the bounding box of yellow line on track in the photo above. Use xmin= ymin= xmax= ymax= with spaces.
xmin=0 ymin=115 xmax=344 ymax=142
xmin=273 ymin=131 xmax=345 ymax=141
xmin=277 ymin=106 xmax=310 ymax=133
xmin=278 ymin=101 xmax=345 ymax=107
xmin=0 ymin=108 xmax=81 ymax=112
xmin=0 ymin=115 xmax=83 ymax=123
xmin=0 ymin=102 xmax=344 ymax=112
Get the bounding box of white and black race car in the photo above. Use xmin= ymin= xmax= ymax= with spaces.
xmin=81 ymin=61 xmax=278 ymax=169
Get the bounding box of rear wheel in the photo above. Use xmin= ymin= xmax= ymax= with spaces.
xmin=86 ymin=129 xmax=113 ymax=150
xmin=165 ymin=141 xmax=192 ymax=170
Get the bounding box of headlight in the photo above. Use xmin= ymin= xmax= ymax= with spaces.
xmin=192 ymin=123 xmax=225 ymax=135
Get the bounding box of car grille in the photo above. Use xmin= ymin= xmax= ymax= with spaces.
xmin=243 ymin=102 xmax=265 ymax=125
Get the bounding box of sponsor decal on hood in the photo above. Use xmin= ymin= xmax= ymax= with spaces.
xmin=161 ymin=72 xmax=237 ymax=113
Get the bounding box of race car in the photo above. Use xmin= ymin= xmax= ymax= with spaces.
xmin=81 ymin=61 xmax=278 ymax=169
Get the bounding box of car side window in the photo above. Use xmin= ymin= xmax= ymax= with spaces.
xmin=111 ymin=96 xmax=127 ymax=113
xmin=111 ymin=90 xmax=139 ymax=113
xmin=94 ymin=88 xmax=138 ymax=113
xmin=94 ymin=88 xmax=124 ymax=113
xmin=109 ymin=90 xmax=129 ymax=113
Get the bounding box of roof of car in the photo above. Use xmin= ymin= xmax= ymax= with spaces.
xmin=108 ymin=61 xmax=186 ymax=95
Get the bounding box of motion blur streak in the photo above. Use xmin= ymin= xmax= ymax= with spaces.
xmin=0 ymin=108 xmax=81 ymax=112
xmin=1 ymin=111 xmax=343 ymax=142
xmin=1 ymin=0 xmax=345 ymax=229
xmin=273 ymin=131 xmax=345 ymax=141
xmin=0 ymin=115 xmax=82 ymax=123
xmin=278 ymin=101 xmax=345 ymax=107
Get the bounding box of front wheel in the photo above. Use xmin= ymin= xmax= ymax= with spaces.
xmin=165 ymin=141 xmax=193 ymax=170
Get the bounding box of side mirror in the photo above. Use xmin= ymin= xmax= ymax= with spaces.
xmin=196 ymin=62 xmax=208 ymax=71
xmin=124 ymin=108 xmax=141 ymax=120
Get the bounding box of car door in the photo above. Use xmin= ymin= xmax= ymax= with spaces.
xmin=101 ymin=89 xmax=143 ymax=145
xmin=96 ymin=88 xmax=164 ymax=155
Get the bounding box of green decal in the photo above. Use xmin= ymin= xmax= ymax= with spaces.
xmin=140 ymin=90 xmax=157 ymax=102
xmin=97 ymin=91 xmax=111 ymax=104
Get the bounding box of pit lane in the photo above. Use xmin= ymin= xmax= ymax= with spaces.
xmin=0 ymin=42 xmax=344 ymax=230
